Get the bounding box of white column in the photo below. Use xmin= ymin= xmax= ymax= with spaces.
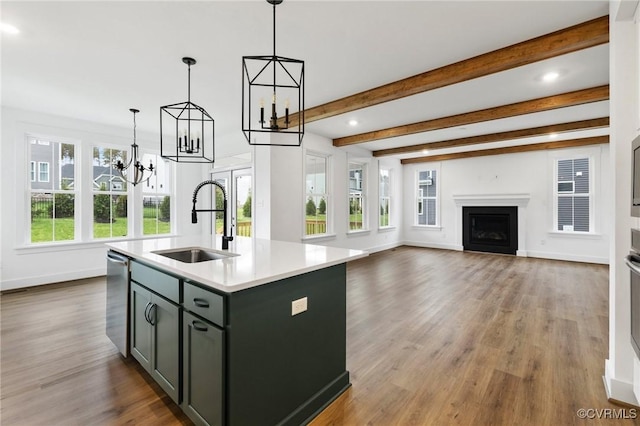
xmin=605 ymin=1 xmax=639 ymax=405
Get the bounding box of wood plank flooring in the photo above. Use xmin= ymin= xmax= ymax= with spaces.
xmin=0 ymin=247 xmax=635 ymax=425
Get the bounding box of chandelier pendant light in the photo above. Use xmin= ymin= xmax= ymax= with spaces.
xmin=160 ymin=57 xmax=215 ymax=163
xmin=242 ymin=0 xmax=304 ymax=146
xmin=114 ymin=108 xmax=154 ymax=186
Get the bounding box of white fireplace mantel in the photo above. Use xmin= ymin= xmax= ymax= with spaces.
xmin=452 ymin=193 xmax=531 ymax=207
xmin=452 ymin=193 xmax=531 ymax=256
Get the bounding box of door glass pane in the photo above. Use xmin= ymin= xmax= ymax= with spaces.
xmin=235 ymin=174 xmax=252 ymax=237
xmin=213 ymin=179 xmax=227 ymax=236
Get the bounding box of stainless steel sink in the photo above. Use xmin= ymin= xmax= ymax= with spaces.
xmin=152 ymin=247 xmax=239 ymax=263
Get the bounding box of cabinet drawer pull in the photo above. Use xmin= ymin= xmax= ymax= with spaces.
xmin=144 ymin=302 xmax=152 ymax=324
xmin=192 ymin=320 xmax=208 ymax=332
xmin=193 ymin=298 xmax=210 ymax=308
xmin=148 ymin=303 xmax=157 ymax=326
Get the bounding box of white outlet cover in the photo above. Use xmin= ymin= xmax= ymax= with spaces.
xmin=291 ymin=297 xmax=308 ymax=316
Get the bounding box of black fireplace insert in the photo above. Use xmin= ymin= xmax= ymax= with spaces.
xmin=462 ymin=206 xmax=518 ymax=255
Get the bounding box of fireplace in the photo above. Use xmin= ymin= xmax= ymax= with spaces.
xmin=462 ymin=206 xmax=518 ymax=255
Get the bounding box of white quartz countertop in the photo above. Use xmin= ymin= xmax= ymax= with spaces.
xmin=106 ymin=236 xmax=368 ymax=293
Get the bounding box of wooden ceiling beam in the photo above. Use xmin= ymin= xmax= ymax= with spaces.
xmin=400 ymin=135 xmax=609 ymax=164
xmin=285 ymin=15 xmax=608 ymax=128
xmin=372 ymin=117 xmax=609 ymax=157
xmin=334 ymin=85 xmax=609 ymax=147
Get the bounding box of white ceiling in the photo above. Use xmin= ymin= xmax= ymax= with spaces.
xmin=0 ymin=1 xmax=610 ymax=159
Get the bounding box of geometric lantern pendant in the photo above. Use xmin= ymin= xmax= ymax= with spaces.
xmin=242 ymin=0 xmax=304 ymax=147
xmin=160 ymin=57 xmax=215 ymax=163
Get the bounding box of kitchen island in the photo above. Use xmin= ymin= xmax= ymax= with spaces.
xmin=106 ymin=236 xmax=367 ymax=426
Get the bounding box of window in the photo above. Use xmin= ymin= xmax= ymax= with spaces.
xmin=93 ymin=146 xmax=128 ymax=239
xmin=555 ymin=157 xmax=591 ymax=232
xmin=142 ymin=153 xmax=172 ymax=236
xmin=348 ymin=162 xmax=366 ymax=231
xmin=379 ymin=168 xmax=391 ymax=227
xmin=29 ymin=137 xmax=76 ymax=243
xmin=417 ymin=170 xmax=437 ymax=226
xmin=38 ymin=162 xmax=50 ymax=182
xmin=25 ymin=132 xmax=175 ymax=246
xmin=305 ymin=153 xmax=329 ymax=236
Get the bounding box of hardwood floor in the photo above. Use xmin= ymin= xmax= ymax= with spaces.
xmin=0 ymin=247 xmax=635 ymax=425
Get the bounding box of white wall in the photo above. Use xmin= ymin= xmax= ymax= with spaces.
xmin=605 ymin=0 xmax=639 ymax=406
xmin=0 ymin=107 xmax=204 ymax=291
xmin=253 ymin=132 xmax=403 ymax=253
xmin=402 ymin=145 xmax=611 ymax=264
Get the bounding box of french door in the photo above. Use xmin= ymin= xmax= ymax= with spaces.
xmin=210 ymin=168 xmax=253 ymax=238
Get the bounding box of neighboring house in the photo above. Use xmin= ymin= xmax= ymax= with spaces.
xmin=92 ymin=166 xmax=126 ymax=191
xmin=59 ymin=164 xmax=126 ymax=191
xmin=30 ymin=139 xmax=59 ymax=190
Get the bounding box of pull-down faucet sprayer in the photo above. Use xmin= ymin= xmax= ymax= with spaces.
xmin=191 ymin=180 xmax=234 ymax=250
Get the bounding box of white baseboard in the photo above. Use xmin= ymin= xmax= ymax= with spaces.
xmin=526 ymin=250 xmax=609 ymax=265
xmin=1 ymin=267 xmax=105 ymax=291
xmin=402 ymin=240 xmax=462 ymax=251
xmin=365 ymin=241 xmax=404 ymax=254
xmin=604 ymin=359 xmax=639 ymax=406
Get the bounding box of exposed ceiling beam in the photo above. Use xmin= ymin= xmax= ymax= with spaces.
xmin=372 ymin=117 xmax=609 ymax=157
xmin=400 ymin=135 xmax=609 ymax=164
xmin=285 ymin=15 xmax=608 ymax=128
xmin=333 ymin=85 xmax=609 ymax=147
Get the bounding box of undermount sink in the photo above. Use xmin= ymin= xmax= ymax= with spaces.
xmin=152 ymin=247 xmax=239 ymax=263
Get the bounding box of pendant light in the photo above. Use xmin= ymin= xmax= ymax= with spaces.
xmin=160 ymin=57 xmax=215 ymax=163
xmin=242 ymin=0 xmax=304 ymax=146
xmin=114 ymin=108 xmax=154 ymax=186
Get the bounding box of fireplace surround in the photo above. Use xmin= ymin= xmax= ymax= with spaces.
xmin=453 ymin=193 xmax=530 ymax=257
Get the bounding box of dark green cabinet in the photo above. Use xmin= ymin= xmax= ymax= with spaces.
xmin=182 ymin=311 xmax=224 ymax=426
xmin=130 ymin=282 xmax=181 ymax=404
xmin=125 ymin=258 xmax=349 ymax=426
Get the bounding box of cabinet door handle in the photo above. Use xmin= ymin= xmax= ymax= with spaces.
xmin=144 ymin=302 xmax=152 ymax=324
xmin=192 ymin=320 xmax=208 ymax=332
xmin=148 ymin=303 xmax=157 ymax=326
xmin=193 ymin=298 xmax=210 ymax=308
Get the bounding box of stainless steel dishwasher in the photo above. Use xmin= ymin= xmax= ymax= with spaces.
xmin=106 ymin=250 xmax=130 ymax=357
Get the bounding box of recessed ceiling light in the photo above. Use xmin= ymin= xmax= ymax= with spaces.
xmin=422 ymin=149 xmax=429 ymax=155
xmin=348 ymin=119 xmax=358 ymax=127
xmin=549 ymin=133 xmax=558 ymax=139
xmin=542 ymin=71 xmax=560 ymax=82
xmin=0 ymin=22 xmax=20 ymax=35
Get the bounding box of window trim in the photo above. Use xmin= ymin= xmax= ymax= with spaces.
xmin=27 ymin=136 xmax=78 ymax=244
xmin=415 ymin=168 xmax=439 ymax=227
xmin=379 ymin=167 xmax=392 ymax=229
xmin=21 ymin=128 xmax=176 ymax=248
xmin=348 ymin=161 xmax=368 ymax=233
xmin=553 ymin=155 xmax=594 ymax=234
xmin=303 ymin=150 xmax=332 ymax=238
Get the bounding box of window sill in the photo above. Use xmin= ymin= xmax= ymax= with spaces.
xmin=547 ymin=231 xmax=602 ymax=240
xmin=411 ymin=225 xmax=442 ymax=231
xmin=378 ymin=226 xmax=396 ymax=232
xmin=15 ymin=234 xmax=177 ymax=255
xmin=347 ymin=229 xmax=370 ymax=237
xmin=301 ymin=233 xmax=337 ymax=243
